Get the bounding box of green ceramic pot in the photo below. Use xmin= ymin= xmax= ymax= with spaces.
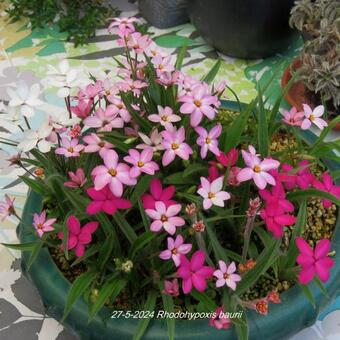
xmin=17 ymin=102 xmax=340 ymax=339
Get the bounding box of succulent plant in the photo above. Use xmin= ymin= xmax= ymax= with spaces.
xmin=289 ymin=0 xmax=340 ymax=109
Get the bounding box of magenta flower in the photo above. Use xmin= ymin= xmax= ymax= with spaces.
xmin=159 ymin=235 xmax=192 ymax=266
xmin=64 ymin=168 xmax=87 ymax=188
xmin=281 ymin=160 xmax=314 ymax=190
xmin=179 ymin=84 xmax=220 ymax=127
xmin=83 ymin=107 xmax=124 ymax=131
xmin=86 ymin=186 xmax=131 ymax=215
xmin=282 ymin=107 xmax=304 ymax=126
xmin=162 ymin=279 xmax=179 ymax=297
xmin=141 ymin=178 xmax=176 ymax=209
xmin=177 ymin=250 xmax=214 ymax=294
xmin=145 ymin=202 xmax=185 ymax=235
xmin=83 ymin=133 xmax=114 ymax=157
xmin=137 ymin=129 xmax=164 ymax=152
xmin=161 ymin=127 xmax=193 ymax=166
xmin=91 ymin=149 xmax=136 ymax=197
xmin=55 ymin=137 xmax=84 ymax=158
xmin=209 ymin=307 xmax=232 ymax=330
xmin=296 ymin=237 xmax=334 ymax=284
xmin=0 ymin=194 xmax=15 ymax=221
xmin=195 ymin=123 xmax=221 ymax=159
xmin=313 ymin=172 xmax=340 ymax=208
xmin=213 ymin=261 xmax=241 ymax=290
xmin=123 ymin=148 xmax=159 ymax=178
xmin=197 ymin=176 xmax=230 ymax=210
xmin=148 ymin=105 xmax=181 ymax=129
xmin=58 ymin=215 xmax=99 ymax=257
xmin=301 ymin=104 xmax=328 ymax=130
xmin=33 ymin=210 xmax=56 ymax=238
xmin=71 ymin=99 xmax=92 ymax=119
xmin=237 ymin=145 xmax=280 ymax=189
xmin=216 ymin=148 xmax=238 ymax=167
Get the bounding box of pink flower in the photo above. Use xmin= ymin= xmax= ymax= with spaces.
xmin=69 ymin=124 xmax=82 ymax=138
xmin=91 ymin=149 xmax=136 ymax=197
xmin=179 ymin=84 xmax=220 ymax=127
xmin=117 ymin=78 xmax=148 ymax=97
xmin=282 ymin=107 xmax=304 ymax=126
xmin=137 ymin=129 xmax=164 ymax=152
xmin=33 ymin=210 xmax=56 ymax=237
xmin=197 ymin=176 xmax=230 ymax=210
xmin=71 ymin=99 xmax=92 ymax=119
xmin=148 ymin=106 xmax=181 ymax=129
xmin=216 ymin=148 xmax=238 ymax=167
xmin=159 ymin=235 xmax=192 ymax=266
xmin=301 ymin=104 xmax=328 ymax=130
xmin=296 ymin=237 xmax=334 ymax=284
xmin=213 ymin=261 xmax=241 ymax=290
xmin=141 ymin=178 xmax=176 ymax=209
xmin=313 ymin=172 xmax=340 ymax=208
xmin=86 ymin=186 xmax=131 ymax=215
xmin=83 ymin=107 xmax=124 ymax=131
xmin=55 ymin=137 xmax=84 ymax=158
xmin=237 ymin=145 xmax=280 ymax=189
xmin=151 ymin=55 xmax=174 ymax=76
xmin=227 ymin=166 xmax=241 ymax=186
xmin=58 ymin=215 xmax=99 ymax=257
xmin=83 ymin=133 xmax=114 ymax=157
xmin=195 ymin=124 xmax=221 ymax=159
xmin=123 ymin=148 xmax=159 ymax=178
xmin=246 ymin=197 xmax=261 ymax=217
xmin=0 ymin=194 xmax=15 ymax=221
xmin=126 ymin=32 xmax=151 ymax=54
xmin=145 ymin=202 xmax=185 ymax=235
xmin=64 ymin=168 xmax=87 ymax=188
xmin=108 ymin=17 xmax=139 ymax=34
xmin=107 ymin=97 xmax=131 ymax=122
xmin=177 ymin=250 xmax=214 ymax=294
xmin=281 ymin=160 xmax=314 ymax=190
xmin=209 ymin=307 xmax=232 ymax=330
xmin=161 ymin=127 xmax=193 ymax=166
xmin=162 ymin=279 xmax=179 ymax=297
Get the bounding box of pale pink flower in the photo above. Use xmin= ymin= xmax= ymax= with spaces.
xmin=108 ymin=17 xmax=139 ymax=34
xmin=151 ymin=55 xmax=174 ymax=76
xmin=161 ymin=127 xmax=193 ymax=166
xmin=69 ymin=124 xmax=82 ymax=138
xmin=83 ymin=107 xmax=124 ymax=132
xmin=91 ymin=149 xmax=136 ymax=197
xmin=123 ymin=148 xmax=159 ymax=178
xmin=282 ymin=107 xmax=304 ymax=126
xmin=195 ymin=123 xmax=221 ymax=159
xmin=177 ymin=75 xmax=199 ymax=97
xmin=0 ymin=195 xmax=15 ymax=221
xmin=197 ymin=176 xmax=230 ymax=210
xmin=106 ymin=97 xmax=131 ymax=122
xmin=148 ymin=105 xmax=181 ymax=128
xmin=213 ymin=261 xmax=241 ymax=290
xmin=209 ymin=307 xmax=232 ymax=330
xmin=179 ymin=83 xmax=220 ymax=127
xmin=214 ymin=81 xmax=227 ymax=96
xmin=83 ymin=133 xmax=114 ymax=157
xmin=301 ymin=104 xmax=328 ymax=130
xmin=126 ymin=32 xmax=151 ymax=54
xmin=162 ymin=279 xmax=179 ymax=297
xmin=145 ymin=202 xmax=185 ymax=235
xmin=145 ymin=42 xmax=168 ymax=59
xmin=64 ymin=168 xmax=87 ymax=188
xmin=117 ymin=78 xmax=148 ymax=97
xmin=237 ymin=145 xmax=280 ymax=190
xmin=55 ymin=137 xmax=84 ymax=158
xmin=33 ymin=210 xmax=56 ymax=237
xmin=137 ymin=129 xmax=164 ymax=152
xmin=159 ymin=235 xmax=192 ymax=266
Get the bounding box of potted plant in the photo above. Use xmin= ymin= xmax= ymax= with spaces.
xmin=186 ymin=0 xmax=298 ymax=59
xmin=1 ymin=17 xmax=340 ymax=340
xmin=282 ymin=0 xmax=340 ymax=129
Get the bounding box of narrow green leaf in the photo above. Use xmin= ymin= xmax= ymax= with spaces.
xmin=112 ymin=211 xmax=137 ymax=243
xmin=129 ymin=231 xmax=156 ymax=259
xmin=133 ymin=291 xmax=157 ymax=340
xmin=287 ymin=189 xmax=340 ymax=206
xmin=138 ymin=199 xmax=150 ymax=231
xmin=202 ymin=59 xmax=222 ymax=84
xmin=299 ymin=284 xmax=316 ymax=307
xmin=161 ymin=291 xmax=175 ymax=340
xmin=191 ymin=290 xmax=217 ymax=311
xmin=183 ymin=163 xmax=207 ymax=177
xmin=175 ymin=45 xmax=187 ymax=70
xmin=257 ymin=86 xmax=269 ymax=157
xmin=20 ymin=176 xmax=46 ymax=196
xmin=2 ymin=241 xmax=41 ymax=251
xmin=27 ymin=240 xmax=45 ymax=270
xmin=313 ymin=277 xmax=329 ymax=297
xmin=71 ymin=244 xmax=101 ymax=267
xmin=130 ymin=175 xmax=152 ymax=206
xmin=98 ymin=237 xmax=115 ymax=270
xmin=63 ymin=270 xmax=97 ymax=321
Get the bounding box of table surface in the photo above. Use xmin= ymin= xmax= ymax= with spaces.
xmin=0 ymin=1 xmax=339 ymax=339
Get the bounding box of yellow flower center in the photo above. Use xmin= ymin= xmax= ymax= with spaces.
xmin=108 ymin=168 xmax=117 ymax=177
xmin=194 ymin=100 xmax=201 ymax=107
xmin=205 ymin=137 xmax=211 ymax=144
xmin=310 ymin=114 xmax=315 ymax=121
xmin=254 ymin=165 xmax=261 ymax=173
xmin=67 ymin=147 xmax=74 ymax=153
xmin=171 ymin=143 xmax=179 ymax=150
xmin=137 ymin=161 xmax=144 ymax=167
xmin=161 ymin=115 xmax=168 ymax=122
xmin=161 ymin=215 xmax=168 ymax=222
xmin=208 ymin=192 xmax=215 ymax=199
xmin=171 ymin=248 xmax=178 ymax=255
xmin=223 ymin=273 xmax=229 ymax=280
xmin=37 ymin=223 xmax=43 ymax=229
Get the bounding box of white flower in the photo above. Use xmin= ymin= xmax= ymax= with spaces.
xmin=17 ymin=120 xmax=53 ymax=153
xmin=0 ymin=102 xmax=22 ymax=134
xmin=0 ymin=149 xmax=13 ymax=175
xmin=6 ymin=81 xmax=43 ymax=118
xmin=45 ymin=60 xmax=80 ymax=98
xmin=50 ymin=111 xmax=81 ymax=129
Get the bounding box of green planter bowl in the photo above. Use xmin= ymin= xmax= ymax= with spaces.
xmin=17 ymin=101 xmax=340 ymax=340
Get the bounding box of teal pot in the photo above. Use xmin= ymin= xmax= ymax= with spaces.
xmin=187 ymin=0 xmax=298 ymax=59
xmin=18 ymin=103 xmax=340 ymax=339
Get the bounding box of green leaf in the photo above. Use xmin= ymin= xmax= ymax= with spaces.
xmin=63 ymin=270 xmax=97 ymax=321
xmin=133 ymin=291 xmax=157 ymax=340
xmin=299 ymin=284 xmax=316 ymax=307
xmin=98 ymin=237 xmax=115 ymax=270
xmin=287 ymin=189 xmax=340 ymax=206
xmin=257 ymin=86 xmax=269 ymax=157
xmin=175 ymin=45 xmax=187 ymax=70
xmin=164 ymin=172 xmax=197 ymax=185
xmin=20 ymin=176 xmax=47 ymax=196
xmin=313 ymin=277 xmax=329 ymax=297
xmin=1 ymin=241 xmax=41 ymax=251
xmin=191 ymin=290 xmax=217 ymax=311
xmin=161 ymin=292 xmax=175 ymax=340
xmin=112 ymin=212 xmax=137 ymax=243
xmin=27 ymin=239 xmax=45 ymax=270
xmin=202 ymin=59 xmax=222 ymax=84
xmin=138 ymin=199 xmax=150 ymax=231
xmin=71 ymin=244 xmax=101 ymax=267
xmin=89 ymin=276 xmax=126 ymax=322
xmin=155 ymin=34 xmax=194 ymax=48
xmin=183 ymin=163 xmax=207 ymax=177
xmin=130 ymin=175 xmax=152 ymax=206
xmin=129 ymin=231 xmax=156 ymax=259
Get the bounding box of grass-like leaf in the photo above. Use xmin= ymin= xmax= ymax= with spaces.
xmin=287 ymin=189 xmax=340 ymax=206
xmin=202 ymin=59 xmax=222 ymax=84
